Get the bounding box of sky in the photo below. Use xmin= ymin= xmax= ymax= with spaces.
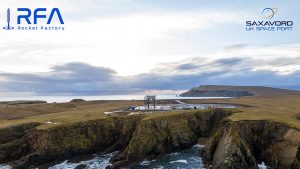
xmin=0 ymin=0 xmax=300 ymax=95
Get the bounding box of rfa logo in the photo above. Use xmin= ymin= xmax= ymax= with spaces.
xmin=2 ymin=8 xmax=64 ymax=31
xmin=17 ymin=8 xmax=64 ymax=24
xmin=3 ymin=8 xmax=14 ymax=30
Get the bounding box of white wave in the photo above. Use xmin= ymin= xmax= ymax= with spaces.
xmin=169 ymin=152 xmax=181 ymax=156
xmin=169 ymin=159 xmax=188 ymax=164
xmin=258 ymin=162 xmax=267 ymax=169
xmin=193 ymin=144 xmax=205 ymax=149
xmin=140 ymin=160 xmax=151 ymax=166
xmin=0 ymin=165 xmax=12 ymax=169
xmin=188 ymin=156 xmax=201 ymax=162
xmin=49 ymin=152 xmax=117 ymax=169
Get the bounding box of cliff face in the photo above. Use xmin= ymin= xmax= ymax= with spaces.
xmin=0 ymin=115 xmax=143 ymax=168
xmin=0 ymin=109 xmax=232 ymax=169
xmin=0 ymin=123 xmax=40 ymax=163
xmin=1 ymin=110 xmax=300 ymax=169
xmin=108 ymin=109 xmax=232 ymax=168
xmin=202 ymin=121 xmax=300 ymax=169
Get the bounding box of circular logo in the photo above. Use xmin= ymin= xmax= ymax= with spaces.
xmin=262 ymin=8 xmax=278 ymax=19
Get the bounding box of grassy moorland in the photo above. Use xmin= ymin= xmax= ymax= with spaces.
xmin=184 ymin=94 xmax=300 ymax=129
xmin=0 ymin=100 xmax=143 ymax=129
xmin=0 ymin=94 xmax=300 ymax=130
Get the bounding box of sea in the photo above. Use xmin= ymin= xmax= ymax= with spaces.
xmin=0 ymin=144 xmax=268 ymax=169
xmin=0 ymin=93 xmax=231 ymax=103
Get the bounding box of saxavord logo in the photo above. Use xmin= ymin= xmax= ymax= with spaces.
xmin=2 ymin=8 xmax=65 ymax=31
xmin=261 ymin=8 xmax=278 ymax=19
xmin=246 ymin=8 xmax=293 ymax=32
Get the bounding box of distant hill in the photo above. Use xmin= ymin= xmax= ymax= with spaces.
xmin=180 ymin=85 xmax=300 ymax=97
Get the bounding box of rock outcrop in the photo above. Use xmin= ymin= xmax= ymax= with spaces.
xmin=108 ymin=109 xmax=232 ymax=168
xmin=0 ymin=115 xmax=143 ymax=168
xmin=0 ymin=122 xmax=40 ymax=163
xmin=202 ymin=121 xmax=300 ymax=169
xmin=0 ymin=109 xmax=232 ymax=169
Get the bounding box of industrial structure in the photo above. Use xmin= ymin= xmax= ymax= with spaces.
xmin=144 ymin=95 xmax=156 ymax=109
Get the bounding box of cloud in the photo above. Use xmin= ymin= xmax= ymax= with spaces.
xmin=176 ymin=63 xmax=199 ymax=70
xmin=49 ymin=62 xmax=117 ymax=80
xmin=1 ymin=43 xmax=300 ymax=95
xmin=0 ymin=60 xmax=300 ymax=95
xmin=0 ymin=62 xmax=124 ymax=94
xmin=215 ymin=57 xmax=243 ymax=66
xmin=153 ymin=44 xmax=300 ymax=76
xmin=0 ymin=8 xmax=244 ymax=76
xmin=0 ymin=1 xmax=299 ymax=95
xmin=223 ymin=44 xmax=249 ymax=51
xmin=129 ymin=69 xmax=300 ymax=91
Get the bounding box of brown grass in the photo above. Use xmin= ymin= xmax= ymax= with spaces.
xmin=0 ymin=100 xmax=143 ymax=129
xmin=183 ymin=94 xmax=300 ymax=129
xmin=296 ymin=114 xmax=300 ymax=121
xmin=1 ymin=94 xmax=300 ymax=130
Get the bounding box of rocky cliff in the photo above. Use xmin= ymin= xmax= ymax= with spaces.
xmin=0 ymin=109 xmax=231 ymax=169
xmin=0 ymin=115 xmax=143 ymax=168
xmin=202 ymin=121 xmax=300 ymax=169
xmin=0 ymin=109 xmax=300 ymax=169
xmin=108 ymin=109 xmax=231 ymax=168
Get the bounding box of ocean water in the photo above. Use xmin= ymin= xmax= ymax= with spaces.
xmin=0 ymin=145 xmax=269 ymax=169
xmin=131 ymin=144 xmax=205 ymax=169
xmin=48 ymin=144 xmax=205 ymax=169
xmin=47 ymin=145 xmax=268 ymax=169
xmin=48 ymin=152 xmax=117 ymax=169
xmin=0 ymin=93 xmax=230 ymax=103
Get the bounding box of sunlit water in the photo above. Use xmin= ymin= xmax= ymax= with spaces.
xmin=0 ymin=93 xmax=230 ymax=103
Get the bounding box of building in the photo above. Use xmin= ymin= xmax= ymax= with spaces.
xmin=144 ymin=95 xmax=156 ymax=109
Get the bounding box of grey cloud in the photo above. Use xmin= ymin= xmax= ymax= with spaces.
xmin=215 ymin=57 xmax=244 ymax=66
xmin=176 ymin=63 xmax=199 ymax=70
xmin=0 ymin=62 xmax=124 ymax=94
xmin=128 ymin=70 xmax=300 ymax=90
xmin=266 ymin=56 xmax=300 ymax=66
xmin=0 ymin=61 xmax=300 ymax=95
xmin=223 ymin=44 xmax=249 ymax=50
xmin=167 ymin=57 xmax=248 ymax=75
xmin=50 ymin=62 xmax=117 ymax=80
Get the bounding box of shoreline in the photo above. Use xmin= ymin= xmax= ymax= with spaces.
xmin=0 ymin=94 xmax=232 ymax=103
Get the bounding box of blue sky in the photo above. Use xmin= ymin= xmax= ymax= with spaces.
xmin=0 ymin=0 xmax=300 ymax=94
